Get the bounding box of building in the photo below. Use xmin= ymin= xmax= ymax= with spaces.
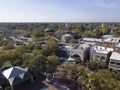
xmin=114 ymin=40 xmax=120 ymax=53
xmin=79 ymin=37 xmax=102 ymax=45
xmin=90 ymin=46 xmax=113 ymax=62
xmin=70 ymin=44 xmax=90 ymax=62
xmin=0 ymin=72 xmax=8 ymax=89
xmin=102 ymin=38 xmax=119 ymax=48
xmin=44 ymin=28 xmax=54 ymax=32
xmin=59 ymin=44 xmax=73 ymax=56
xmin=2 ymin=66 xmax=33 ymax=90
xmin=101 ymin=35 xmax=113 ymax=39
xmin=109 ymin=52 xmax=120 ymax=72
xmin=61 ymin=34 xmax=74 ymax=42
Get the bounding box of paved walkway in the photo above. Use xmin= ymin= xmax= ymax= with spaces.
xmin=40 ymin=80 xmax=70 ymax=90
xmin=40 ymin=81 xmax=60 ymax=90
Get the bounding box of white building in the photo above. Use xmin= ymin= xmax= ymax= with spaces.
xmin=109 ymin=52 xmax=120 ymax=72
xmin=90 ymin=46 xmax=113 ymax=61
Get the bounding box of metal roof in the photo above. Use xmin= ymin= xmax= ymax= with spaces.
xmin=2 ymin=66 xmax=31 ymax=86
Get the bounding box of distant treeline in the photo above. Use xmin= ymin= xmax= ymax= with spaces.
xmin=0 ymin=23 xmax=120 ymax=37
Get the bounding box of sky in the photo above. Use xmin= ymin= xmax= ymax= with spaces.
xmin=0 ymin=0 xmax=120 ymax=22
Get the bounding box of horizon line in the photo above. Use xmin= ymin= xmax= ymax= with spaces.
xmin=0 ymin=21 xmax=120 ymax=23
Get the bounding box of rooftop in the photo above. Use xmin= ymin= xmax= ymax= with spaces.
xmin=58 ymin=30 xmax=70 ymax=32
xmin=62 ymin=34 xmax=73 ymax=37
xmin=101 ymin=35 xmax=113 ymax=39
xmin=110 ymin=52 xmax=120 ymax=61
xmin=91 ymin=46 xmax=113 ymax=54
xmin=2 ymin=66 xmax=28 ymax=79
xmin=73 ymin=44 xmax=90 ymax=51
xmin=79 ymin=37 xmax=102 ymax=43
xmin=103 ymin=38 xmax=119 ymax=43
xmin=60 ymin=45 xmax=73 ymax=52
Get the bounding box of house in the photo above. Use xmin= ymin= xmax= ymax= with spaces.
xmin=109 ymin=52 xmax=120 ymax=72
xmin=2 ymin=66 xmax=33 ymax=90
xmin=90 ymin=46 xmax=113 ymax=62
xmin=61 ymin=34 xmax=74 ymax=42
xmin=70 ymin=44 xmax=90 ymax=63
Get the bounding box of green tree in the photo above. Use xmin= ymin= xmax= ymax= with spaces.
xmin=31 ymin=30 xmax=44 ymax=41
xmin=29 ymin=54 xmax=47 ymax=73
xmin=89 ymin=70 xmax=120 ymax=90
xmin=88 ymin=61 xmax=98 ymax=71
xmin=46 ymin=55 xmax=59 ymax=73
xmin=0 ymin=53 xmax=9 ymax=67
xmin=2 ymin=44 xmax=15 ymax=50
xmin=97 ymin=61 xmax=108 ymax=69
xmin=113 ymin=28 xmax=120 ymax=37
xmin=42 ymin=40 xmax=59 ymax=56
xmin=15 ymin=45 xmax=27 ymax=53
xmin=69 ymin=39 xmax=78 ymax=45
xmin=66 ymin=64 xmax=89 ymax=89
xmin=7 ymin=50 xmax=23 ymax=65
xmin=75 ymin=57 xmax=82 ymax=64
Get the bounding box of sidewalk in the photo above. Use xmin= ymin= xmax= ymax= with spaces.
xmin=40 ymin=80 xmax=70 ymax=90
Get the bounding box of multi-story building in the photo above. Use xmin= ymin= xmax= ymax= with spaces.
xmin=114 ymin=40 xmax=120 ymax=53
xmin=70 ymin=44 xmax=90 ymax=63
xmin=102 ymin=38 xmax=119 ymax=48
xmin=109 ymin=52 xmax=120 ymax=72
xmin=90 ymin=46 xmax=113 ymax=62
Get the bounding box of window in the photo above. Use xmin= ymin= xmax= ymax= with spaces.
xmin=116 ymin=63 xmax=120 ymax=65
xmin=96 ymin=55 xmax=101 ymax=61
xmin=110 ymin=62 xmax=115 ymax=64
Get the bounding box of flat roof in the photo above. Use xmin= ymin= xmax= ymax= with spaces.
xmin=91 ymin=46 xmax=113 ymax=54
xmin=79 ymin=37 xmax=102 ymax=42
xmin=110 ymin=52 xmax=120 ymax=61
xmin=103 ymin=38 xmax=119 ymax=43
xmin=73 ymin=44 xmax=90 ymax=51
xmin=101 ymin=35 xmax=112 ymax=39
